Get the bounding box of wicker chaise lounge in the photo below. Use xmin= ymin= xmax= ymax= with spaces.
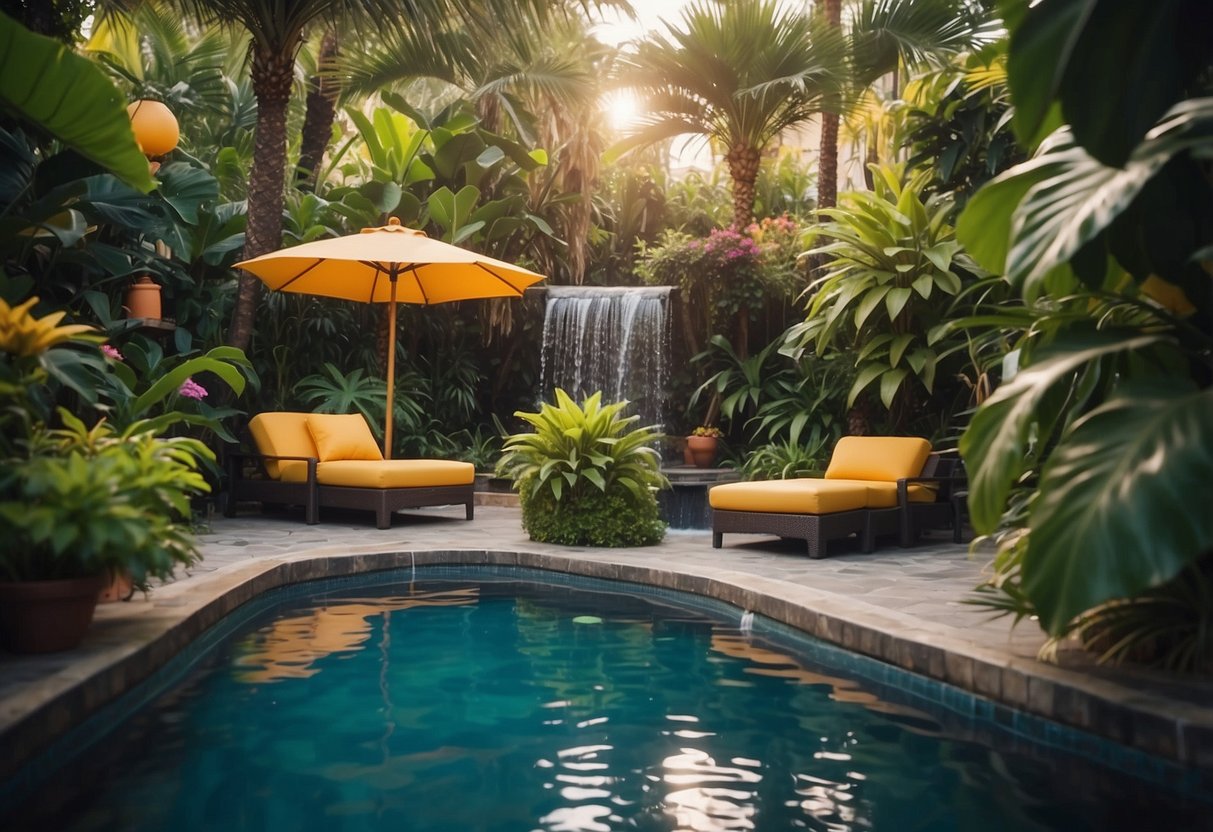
xmin=709 ymin=436 xmax=952 ymax=558
xmin=225 ymin=412 xmax=475 ymax=529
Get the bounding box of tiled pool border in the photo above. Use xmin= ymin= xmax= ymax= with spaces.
xmin=2 ymin=548 xmax=1211 ymax=787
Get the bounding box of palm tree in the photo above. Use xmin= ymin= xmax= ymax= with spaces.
xmin=815 ymin=0 xmax=997 ymax=209
xmin=615 ymin=0 xmax=846 ymax=229
xmin=146 ymin=0 xmax=589 ymax=351
xmin=146 ymin=0 xmax=424 ymax=352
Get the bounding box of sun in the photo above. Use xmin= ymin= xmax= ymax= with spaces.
xmin=603 ymin=90 xmax=641 ymax=132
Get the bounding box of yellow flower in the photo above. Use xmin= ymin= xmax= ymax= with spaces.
xmin=0 ymin=297 xmax=98 ymax=357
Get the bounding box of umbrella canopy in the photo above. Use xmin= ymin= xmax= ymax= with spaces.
xmin=235 ymin=217 xmax=545 ymax=456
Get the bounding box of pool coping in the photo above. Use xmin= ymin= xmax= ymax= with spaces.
xmin=2 ymin=545 xmax=1212 ymax=782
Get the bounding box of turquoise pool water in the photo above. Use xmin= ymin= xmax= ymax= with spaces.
xmin=4 ymin=569 xmax=1210 ymax=831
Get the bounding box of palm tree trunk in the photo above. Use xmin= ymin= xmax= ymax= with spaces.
xmin=817 ymin=0 xmax=843 ymax=211
xmin=296 ymin=29 xmax=340 ymax=191
xmin=227 ymin=47 xmax=295 ymax=352
xmin=725 ymin=143 xmax=761 ymax=229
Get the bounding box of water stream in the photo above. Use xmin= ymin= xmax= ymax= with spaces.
xmin=539 ymin=286 xmax=672 ymax=430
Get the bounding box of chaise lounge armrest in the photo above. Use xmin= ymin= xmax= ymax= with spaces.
xmin=227 ymin=451 xmax=319 ymax=483
xmin=896 ymin=474 xmax=967 ymax=545
xmin=225 ymin=451 xmax=320 ymax=524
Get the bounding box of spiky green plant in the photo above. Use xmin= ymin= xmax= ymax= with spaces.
xmin=497 ymin=389 xmax=667 ymax=547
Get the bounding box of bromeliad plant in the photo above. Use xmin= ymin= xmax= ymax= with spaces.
xmin=496 ymin=389 xmax=668 ymax=547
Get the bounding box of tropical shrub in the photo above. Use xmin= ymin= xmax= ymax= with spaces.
xmin=93 ymin=339 xmax=253 ymax=441
xmin=638 ymin=219 xmax=806 ymax=366
xmin=954 ymin=0 xmax=1213 ymax=670
xmin=903 ymin=47 xmax=1025 ymax=212
xmin=739 ymin=437 xmax=831 ymax=482
xmin=784 ymin=164 xmax=983 ymax=431
xmin=497 ymin=390 xmax=667 ymax=547
xmin=690 ymin=334 xmax=851 ymax=451
xmin=0 ymin=301 xmax=210 ymax=587
xmin=3 ymin=413 xmax=210 ymax=587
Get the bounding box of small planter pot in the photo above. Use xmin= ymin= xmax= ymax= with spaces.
xmin=124 ymin=275 xmax=162 ymax=320
xmin=686 ymin=435 xmax=719 ymax=468
xmin=0 ymin=574 xmax=106 ymax=653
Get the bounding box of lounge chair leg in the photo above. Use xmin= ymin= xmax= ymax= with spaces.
xmin=305 ymin=496 xmax=319 ymax=525
xmin=807 ymin=534 xmax=825 ymax=559
xmin=712 ymin=531 xmax=723 ymax=549
xmin=465 ymin=502 xmax=474 ymax=521
xmin=376 ymin=506 xmax=391 ymax=529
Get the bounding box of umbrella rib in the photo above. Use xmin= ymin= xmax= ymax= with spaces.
xmin=401 ymin=264 xmax=430 ymax=304
xmin=360 ymin=260 xmax=389 ymax=303
xmin=276 ymin=259 xmax=325 ymax=292
xmin=476 ymin=263 xmax=528 ymax=295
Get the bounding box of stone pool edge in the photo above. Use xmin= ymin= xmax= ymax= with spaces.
xmin=2 ymin=546 xmax=1211 ymax=782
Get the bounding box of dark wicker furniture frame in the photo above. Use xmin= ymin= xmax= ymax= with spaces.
xmin=225 ymin=451 xmax=474 ymax=529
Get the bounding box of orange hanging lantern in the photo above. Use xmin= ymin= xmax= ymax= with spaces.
xmin=127 ymin=100 xmax=179 ymax=157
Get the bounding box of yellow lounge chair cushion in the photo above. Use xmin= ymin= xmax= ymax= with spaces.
xmin=305 ymin=413 xmax=384 ymax=462
xmin=710 ymin=479 xmax=869 ymax=514
xmin=280 ymin=459 xmax=475 ymax=489
xmin=249 ymin=412 xmax=317 ymax=480
xmin=709 ymin=478 xmax=938 ymax=514
xmin=824 ymin=436 xmax=932 ymax=482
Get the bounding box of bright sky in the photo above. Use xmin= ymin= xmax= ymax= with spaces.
xmin=590 ymin=0 xmax=692 ymax=47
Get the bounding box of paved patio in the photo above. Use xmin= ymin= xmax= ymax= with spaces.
xmin=2 ymin=503 xmax=1212 ymax=783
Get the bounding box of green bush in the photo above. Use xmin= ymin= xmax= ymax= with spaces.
xmin=518 ymin=480 xmax=666 ymax=547
xmin=497 ymin=389 xmax=667 ymax=547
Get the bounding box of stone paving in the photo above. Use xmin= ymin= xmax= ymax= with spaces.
xmin=3 ymin=504 xmax=1212 ymax=781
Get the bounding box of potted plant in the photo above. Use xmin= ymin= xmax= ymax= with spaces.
xmin=687 ymin=426 xmax=723 ymax=468
xmin=0 ymin=298 xmax=213 ymax=652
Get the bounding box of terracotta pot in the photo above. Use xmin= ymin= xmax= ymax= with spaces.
xmin=124 ymin=275 xmax=162 ymax=320
xmin=0 ymin=574 xmax=106 ymax=653
xmin=98 ymin=570 xmax=136 ymax=603
xmin=686 ymin=435 xmax=719 ymax=468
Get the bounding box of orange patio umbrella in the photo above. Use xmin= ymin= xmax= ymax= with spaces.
xmin=235 ymin=217 xmax=545 ymax=457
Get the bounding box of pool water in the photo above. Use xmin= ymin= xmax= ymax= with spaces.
xmin=4 ymin=572 xmax=1210 ymax=831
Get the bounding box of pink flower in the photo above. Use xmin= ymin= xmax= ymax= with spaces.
xmin=101 ymin=344 xmax=123 ymax=360
xmin=178 ymin=378 xmax=208 ymax=400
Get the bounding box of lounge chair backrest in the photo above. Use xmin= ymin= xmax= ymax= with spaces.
xmin=824 ymin=436 xmax=931 ymax=483
xmin=249 ymin=412 xmax=318 ymax=479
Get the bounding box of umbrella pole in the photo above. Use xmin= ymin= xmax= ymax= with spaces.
xmin=385 ymin=278 xmax=397 ymax=459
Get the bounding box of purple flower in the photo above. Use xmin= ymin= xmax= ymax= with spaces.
xmin=101 ymin=344 xmax=123 ymax=360
xmin=178 ymin=377 xmax=208 ymax=400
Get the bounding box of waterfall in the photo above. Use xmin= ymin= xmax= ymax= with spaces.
xmin=539 ymin=286 xmax=673 ymax=430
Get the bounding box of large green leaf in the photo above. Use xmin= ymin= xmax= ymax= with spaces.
xmin=1004 ymin=0 xmax=1096 ymax=151
xmin=960 ymin=101 xmax=1213 ymax=298
xmin=0 ymin=12 xmax=154 ymax=192
xmin=959 ymin=333 xmax=1165 ymax=533
xmin=1009 ymin=0 xmax=1213 ymax=167
xmin=1024 ymin=383 xmax=1213 ymax=635
xmin=156 ymin=162 xmax=218 ymax=224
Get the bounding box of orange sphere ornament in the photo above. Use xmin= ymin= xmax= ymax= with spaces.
xmin=127 ymin=100 xmax=179 ymax=157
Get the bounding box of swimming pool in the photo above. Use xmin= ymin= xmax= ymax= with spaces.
xmin=3 ymin=568 xmax=1210 ymax=830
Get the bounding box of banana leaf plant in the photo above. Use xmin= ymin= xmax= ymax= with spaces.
xmin=953 ymin=0 xmax=1213 ymax=656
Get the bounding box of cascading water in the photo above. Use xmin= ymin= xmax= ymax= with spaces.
xmin=539 ymin=286 xmax=673 ymax=430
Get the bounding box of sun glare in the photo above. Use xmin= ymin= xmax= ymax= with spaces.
xmin=605 ymin=91 xmax=641 ymax=132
